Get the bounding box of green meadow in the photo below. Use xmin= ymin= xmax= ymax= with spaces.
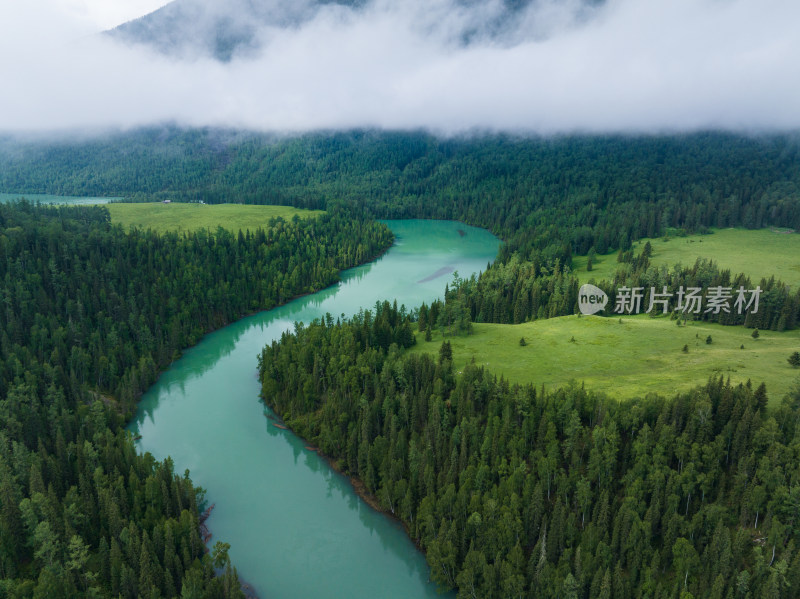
xmin=106 ymin=202 xmax=324 ymax=234
xmin=572 ymin=227 xmax=800 ymax=288
xmin=411 ymin=315 xmax=800 ymax=403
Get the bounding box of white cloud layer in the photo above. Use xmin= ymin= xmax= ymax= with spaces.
xmin=1 ymin=0 xmax=799 ymax=134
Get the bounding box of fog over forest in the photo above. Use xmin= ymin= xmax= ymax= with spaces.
xmin=1 ymin=0 xmax=799 ymax=133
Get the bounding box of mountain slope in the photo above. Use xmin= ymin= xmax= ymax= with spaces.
xmin=107 ymin=0 xmax=603 ymax=62
xmin=108 ymin=0 xmax=366 ymax=61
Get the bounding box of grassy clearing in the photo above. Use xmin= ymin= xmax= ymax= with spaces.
xmin=572 ymin=252 xmax=619 ymax=285
xmin=572 ymin=228 xmax=800 ymax=288
xmin=410 ymin=315 xmax=800 ymax=404
xmin=106 ymin=202 xmax=324 ymax=234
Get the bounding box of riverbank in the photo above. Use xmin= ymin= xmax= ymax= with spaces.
xmin=322 ymin=451 xmax=419 ymax=547
xmin=240 ymin=580 xmax=260 ymax=599
xmin=268 ymin=409 xmax=427 ymax=556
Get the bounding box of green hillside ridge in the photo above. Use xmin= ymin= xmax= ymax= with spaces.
xmin=573 ymin=227 xmax=800 ymax=288
xmin=106 ymin=202 xmax=324 ymax=234
xmin=410 ymin=315 xmax=800 ymax=403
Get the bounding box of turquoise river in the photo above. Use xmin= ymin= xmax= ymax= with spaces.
xmin=129 ymin=220 xmax=500 ymax=598
xmin=0 ymin=192 xmax=118 ymax=204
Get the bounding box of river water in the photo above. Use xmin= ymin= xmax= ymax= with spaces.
xmin=0 ymin=192 xmax=118 ymax=204
xmin=128 ymin=220 xmax=500 ymax=598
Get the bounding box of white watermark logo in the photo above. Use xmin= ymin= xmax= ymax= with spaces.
xmin=578 ymin=284 xmax=609 ymax=315
xmin=613 ymin=285 xmax=762 ymax=315
xmin=578 ymin=285 xmax=762 ymax=316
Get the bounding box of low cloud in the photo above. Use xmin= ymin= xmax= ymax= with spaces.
xmin=1 ymin=0 xmax=799 ymax=134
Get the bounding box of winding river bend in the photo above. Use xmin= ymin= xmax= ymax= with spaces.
xmin=128 ymin=220 xmax=500 ymax=598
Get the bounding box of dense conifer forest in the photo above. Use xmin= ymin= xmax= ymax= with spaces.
xmin=0 ymin=201 xmax=392 ymax=596
xmin=2 ymin=128 xmax=800 ymax=597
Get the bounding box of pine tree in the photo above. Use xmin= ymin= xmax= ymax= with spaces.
xmin=439 ymin=341 xmax=452 ymax=364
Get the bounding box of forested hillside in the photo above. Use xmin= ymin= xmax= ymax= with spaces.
xmin=2 ymin=130 xmax=800 ymax=256
xmin=0 ymin=201 xmax=392 ymax=596
xmin=259 ymin=301 xmax=800 ymax=599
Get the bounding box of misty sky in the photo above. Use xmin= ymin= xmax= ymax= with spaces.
xmin=51 ymin=0 xmax=169 ymax=30
xmin=1 ymin=0 xmax=799 ymax=134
